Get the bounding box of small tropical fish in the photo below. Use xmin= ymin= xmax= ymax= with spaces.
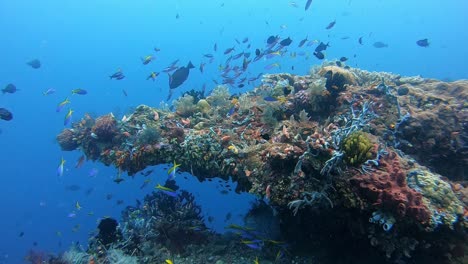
xmin=305 ymin=0 xmax=313 ymax=10
xmin=298 ymin=37 xmax=308 ymax=47
xmin=279 ymin=37 xmax=292 ymax=46
xmin=88 ymin=211 xmax=94 ymax=216
xmin=373 ymin=41 xmax=388 ymax=48
xmin=75 ymin=201 xmax=81 ymax=210
xmin=214 ymin=43 xmax=217 ymax=51
xmin=167 ymin=161 xmax=181 ymax=180
xmin=0 ymin=108 xmax=13 ymax=121
xmin=71 ymin=89 xmax=87 ymax=95
xmin=266 ymin=51 xmax=282 ymax=59
xmin=340 ymin=56 xmax=348 ymax=62
xmin=224 ymin=47 xmax=235 ymax=55
xmin=114 ymin=177 xmax=124 ymax=184
xmin=64 ymin=108 xmax=74 ymax=126
xmin=141 ymin=55 xmax=154 ymax=65
xmin=358 ymin=36 xmax=363 ymax=45
xmin=27 ymin=59 xmax=41 ymax=69
xmin=416 ymin=38 xmax=429 ymax=47
xmin=56 ymin=98 xmax=70 ymax=112
xmin=75 ymin=155 xmax=85 ymax=169
xmin=2 ymin=84 xmax=18 ymax=94
xmin=57 ymin=157 xmax=66 ymax=178
xmin=267 ymin=35 xmax=279 ymax=45
xmin=313 ymin=51 xmax=325 ymax=60
xmin=325 ymin=20 xmax=336 ymax=30
xmin=155 ymin=184 xmax=177 ymax=197
xmin=315 ymin=42 xmax=329 ymax=52
xmin=140 ymin=179 xmax=151 ymax=189
xmin=109 ymin=69 xmax=125 ymax=80
xmin=165 ymin=260 xmax=173 ymax=264
xmin=67 ymin=212 xmax=76 ymax=218
xmin=146 ymin=71 xmax=159 ymax=81
xmin=263 ymin=96 xmax=277 ymax=102
xmin=264 ymin=62 xmax=280 ymax=70
xmin=42 ymin=88 xmax=56 ymax=96
xmin=254 ymin=256 xmax=259 ymax=264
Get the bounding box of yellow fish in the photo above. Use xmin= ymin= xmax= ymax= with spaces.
xmin=75 ymin=201 xmax=81 ymax=210
xmin=253 ymin=257 xmax=259 ymax=264
xmin=155 ymin=184 xmax=175 ymax=192
xmin=165 ymin=260 xmax=173 ymax=264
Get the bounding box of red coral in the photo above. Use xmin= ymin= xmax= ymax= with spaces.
xmin=92 ymin=114 xmax=117 ymax=141
xmin=349 ymin=151 xmax=430 ymax=223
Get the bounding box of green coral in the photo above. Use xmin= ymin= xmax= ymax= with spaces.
xmin=407 ymin=169 xmax=464 ymax=228
xmin=342 ymin=131 xmax=374 ymax=166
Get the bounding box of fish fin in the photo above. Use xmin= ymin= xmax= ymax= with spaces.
xmin=187 ymin=61 xmax=195 ymax=69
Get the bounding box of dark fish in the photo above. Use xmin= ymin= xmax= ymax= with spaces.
xmin=19 ymin=232 xmax=24 ymax=237
xmin=416 ymin=38 xmax=429 ymax=47
xmin=264 ymin=96 xmax=277 ymax=102
xmin=373 ymin=41 xmax=388 ymax=48
xmin=305 ymin=0 xmax=313 ymax=10
xmin=169 ymin=61 xmax=195 ymax=89
xmin=176 ymin=13 xmax=180 ymax=19
xmin=122 ymin=89 xmax=128 ymax=97
xmin=2 ymin=84 xmax=18 ymax=94
xmin=339 ymin=57 xmax=348 ymax=62
xmin=114 ymin=178 xmax=124 ymax=184
xmin=255 ymin=49 xmax=261 ymax=56
xmin=203 ymin=53 xmax=214 ymax=58
xmin=279 ymin=37 xmax=293 ymax=46
xmin=358 ymin=36 xmax=363 ymax=45
xmin=315 ymin=42 xmax=329 ymax=52
xmin=298 ymin=37 xmax=308 ymax=47
xmin=224 ymin=47 xmax=235 ymax=55
xmin=116 ymin=200 xmax=124 ymax=205
xmin=27 ymin=59 xmax=41 ymax=69
xmin=214 ymin=43 xmax=217 ymax=51
xmin=0 ymin=108 xmax=13 ymax=121
xmin=106 ymin=194 xmax=113 ymax=200
xmin=110 ymin=70 xmax=124 ymax=80
xmin=237 ymin=84 xmax=245 ymax=88
xmin=267 ymin=35 xmax=278 ymax=45
xmin=65 ymin=185 xmax=81 ymax=191
xmin=336 ymin=61 xmax=342 ymax=67
xmin=325 ymin=20 xmax=336 ymax=30
xmin=242 ymin=37 xmax=249 ymax=43
xmin=313 ymin=51 xmax=325 ymax=60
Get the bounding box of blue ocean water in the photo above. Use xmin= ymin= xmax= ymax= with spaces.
xmin=0 ymin=0 xmax=467 ymax=263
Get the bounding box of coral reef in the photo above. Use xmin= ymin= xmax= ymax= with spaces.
xmin=56 ymin=65 xmax=467 ymax=263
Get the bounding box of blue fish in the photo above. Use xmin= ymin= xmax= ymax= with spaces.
xmin=263 ymin=96 xmax=277 ymax=102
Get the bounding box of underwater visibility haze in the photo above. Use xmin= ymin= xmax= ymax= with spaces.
xmin=0 ymin=0 xmax=467 ymax=263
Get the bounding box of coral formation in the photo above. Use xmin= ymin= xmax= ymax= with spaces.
xmin=350 ymin=150 xmax=431 ymax=224
xmin=56 ymin=65 xmax=467 ymax=263
xmin=56 ymin=129 xmax=78 ymax=151
xmin=92 ymin=114 xmax=118 ymax=141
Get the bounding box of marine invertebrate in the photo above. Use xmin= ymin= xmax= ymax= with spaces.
xmin=342 ymin=131 xmax=375 ymax=166
xmin=92 ymin=114 xmax=118 ymax=141
xmin=56 ymin=128 xmax=78 ymax=151
xmin=174 ymin=94 xmax=196 ymax=117
xmin=349 ymin=150 xmax=431 ymax=224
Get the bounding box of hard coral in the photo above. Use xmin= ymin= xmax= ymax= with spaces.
xmin=350 ymin=151 xmax=431 ymax=224
xmin=92 ymin=114 xmax=117 ymax=141
xmin=57 ymin=129 xmax=78 ymax=151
